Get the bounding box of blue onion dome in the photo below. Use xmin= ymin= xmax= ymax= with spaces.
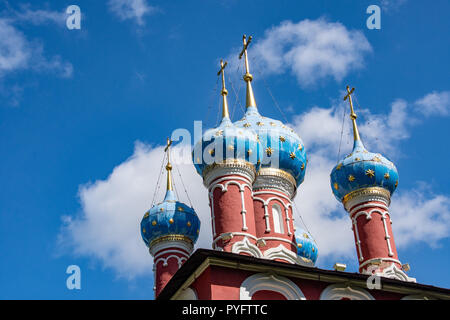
xmin=193 ymin=117 xmax=262 ymax=178
xmin=295 ymin=229 xmax=318 ymax=264
xmin=234 ymin=107 xmax=307 ymax=187
xmin=330 ymin=86 xmax=399 ymax=203
xmin=140 ymin=189 xmax=201 ymax=248
xmin=330 ymin=139 xmax=398 ymax=203
xmin=192 ymin=59 xmax=262 ymax=179
xmin=141 ymin=139 xmax=200 ymax=249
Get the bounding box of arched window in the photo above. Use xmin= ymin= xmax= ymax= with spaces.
xmin=272 ymin=203 xmax=284 ymax=234
xmin=240 ymin=273 xmax=306 ymax=300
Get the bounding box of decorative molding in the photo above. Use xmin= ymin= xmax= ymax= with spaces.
xmin=240 ymin=273 xmax=306 ymax=300
xmin=320 ymin=283 xmax=375 ymax=300
xmin=155 ymin=254 xmax=187 ymax=268
xmin=361 ymin=263 xmax=416 ymax=283
xmin=231 ymin=237 xmax=263 ymax=258
xmin=203 ymin=161 xmax=255 ymax=187
xmin=401 ymin=294 xmax=435 ymax=300
xmin=263 ymin=244 xmax=313 ymax=267
xmin=154 ymin=249 xmax=190 ymax=261
xmin=253 ymin=173 xmax=295 ymax=199
xmin=150 ymin=239 xmax=193 ymax=257
xmin=343 ymin=187 xmax=390 ymax=211
xmin=359 ymin=257 xmax=402 ymax=270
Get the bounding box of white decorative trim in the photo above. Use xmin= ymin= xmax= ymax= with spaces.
xmin=175 ymin=287 xmax=198 ymax=300
xmin=154 ymin=255 xmax=187 ymax=268
xmin=204 ymin=166 xmax=254 ymax=187
xmin=263 ymin=245 xmax=313 ymax=267
xmin=320 ymin=283 xmax=375 ymax=300
xmin=344 ymin=193 xmax=389 ymax=212
xmin=253 ymin=174 xmax=295 ymax=199
xmin=259 ymin=236 xmax=298 ymax=248
xmin=240 ymin=273 xmax=306 ymax=300
xmin=359 ymin=257 xmax=402 ymax=270
xmin=212 ymin=232 xmax=258 ymax=248
xmin=150 ymin=240 xmax=193 ymax=257
xmin=362 ymin=263 xmax=416 ymax=283
xmin=231 ymin=237 xmax=263 ymax=258
xmin=209 ymin=193 xmax=216 ymax=237
xmin=154 ymin=249 xmax=190 ymax=261
xmin=239 ymin=188 xmax=248 ymax=231
xmin=253 ymin=190 xmax=291 ymax=202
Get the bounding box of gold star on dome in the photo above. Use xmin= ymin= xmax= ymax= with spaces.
xmin=348 ymin=175 xmax=355 ymax=182
xmin=256 ymin=121 xmax=264 ymax=126
xmin=373 ymin=156 xmax=381 ymax=162
xmin=266 ymin=147 xmax=273 ymax=156
xmin=177 ymin=207 xmax=184 ymax=211
xmin=365 ymin=169 xmax=375 ymax=178
xmin=144 ymin=211 xmax=149 ymax=218
xmin=187 ymin=221 xmax=191 ymax=227
xmin=270 ymin=122 xmax=276 ymax=126
xmin=279 ymin=136 xmax=286 ymax=142
xmin=142 ymin=228 xmax=146 ymax=233
xmin=215 ymin=130 xmax=223 ymax=136
xmin=243 ymin=123 xmax=251 ymax=128
xmin=336 ymin=163 xmax=343 ymax=170
xmin=169 ymin=218 xmax=174 ymax=224
xmin=289 ymin=152 xmax=296 ymax=159
xmin=355 ymin=157 xmax=361 ymax=161
xmin=228 ymin=145 xmax=234 ymax=151
xmin=334 ymin=182 xmax=339 ymax=190
xmin=159 ymin=207 xmax=164 ymax=212
xmin=208 ymin=148 xmax=215 ymax=156
xmin=298 ymin=144 xmax=303 ymax=151
xmin=303 ymin=233 xmax=309 ymax=239
xmin=301 ymin=163 xmax=305 ymax=170
xmin=247 ymin=149 xmax=252 ymax=156
xmin=384 ymin=173 xmax=390 ymax=179
xmin=152 ymin=221 xmax=157 ymax=226
xmin=297 ymin=243 xmax=302 ymax=248
xmin=395 ymin=180 xmax=398 ymax=187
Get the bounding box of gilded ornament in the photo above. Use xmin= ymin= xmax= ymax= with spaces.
xmin=243 ymin=123 xmax=251 ymax=128
xmin=384 ymin=173 xmax=390 ymax=179
xmin=334 ymin=182 xmax=339 ymax=190
xmin=289 ymin=152 xmax=296 ymax=159
xmin=169 ymin=218 xmax=174 ymax=224
xmin=152 ymin=220 xmax=157 ymax=226
xmin=279 ymin=136 xmax=286 ymax=142
xmin=187 ymin=221 xmax=191 ymax=227
xmin=266 ymin=147 xmax=273 ymax=156
xmin=365 ymin=169 xmax=375 ymax=178
xmin=348 ymin=175 xmax=355 ymax=182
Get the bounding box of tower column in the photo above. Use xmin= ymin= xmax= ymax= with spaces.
xmin=252 ymin=169 xmax=301 ymax=264
xmin=150 ymin=237 xmax=193 ymax=297
xmin=204 ymin=162 xmax=258 ymax=254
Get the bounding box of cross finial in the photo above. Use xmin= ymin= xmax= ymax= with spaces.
xmin=343 ymin=85 xmax=361 ymax=142
xmin=164 ymin=138 xmax=173 ymax=191
xmin=238 ymin=34 xmax=257 ymax=108
xmin=217 ymin=59 xmax=230 ymax=119
xmin=239 ymin=35 xmax=253 ymax=76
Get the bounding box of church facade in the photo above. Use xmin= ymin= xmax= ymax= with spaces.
xmin=140 ymin=35 xmax=450 ymax=300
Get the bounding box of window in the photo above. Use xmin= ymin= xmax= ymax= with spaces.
xmin=272 ymin=204 xmax=284 ymax=234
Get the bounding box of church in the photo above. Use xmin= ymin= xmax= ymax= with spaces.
xmin=139 ymin=35 xmax=450 ymax=300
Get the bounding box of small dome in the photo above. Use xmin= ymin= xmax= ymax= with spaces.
xmin=234 ymin=107 xmax=307 ymax=186
xmin=140 ymin=190 xmax=201 ymax=248
xmin=330 ymin=140 xmax=399 ymax=202
xmin=295 ymin=229 xmax=318 ymax=264
xmin=193 ymin=117 xmax=262 ymax=177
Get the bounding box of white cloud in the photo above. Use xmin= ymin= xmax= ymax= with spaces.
xmin=4 ymin=6 xmax=66 ymax=26
xmin=0 ymin=19 xmax=30 ymax=76
xmin=248 ymin=19 xmax=372 ymax=87
xmin=59 ymin=142 xmax=211 ymax=278
xmin=414 ymin=91 xmax=450 ymax=117
xmin=381 ymin=0 xmax=408 ymax=12
xmin=108 ymin=0 xmax=158 ymax=26
xmin=60 ymin=90 xmax=450 ymax=278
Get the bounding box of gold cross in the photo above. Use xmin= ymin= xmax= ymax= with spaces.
xmin=239 ymin=35 xmax=252 ymax=60
xmin=164 ymin=137 xmax=172 ymax=152
xmin=217 ymin=59 xmax=228 ymax=76
xmin=343 ymin=85 xmax=361 ymax=141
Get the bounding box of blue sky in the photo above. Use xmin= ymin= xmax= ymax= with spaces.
xmin=0 ymin=0 xmax=449 ymax=299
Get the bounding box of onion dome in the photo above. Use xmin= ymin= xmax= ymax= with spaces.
xmin=330 ymin=86 xmax=399 ymax=203
xmin=193 ymin=59 xmax=262 ymax=178
xmin=295 ymin=229 xmax=318 ymax=264
xmin=141 ymin=139 xmax=200 ymax=249
xmin=233 ymin=35 xmax=307 ymax=187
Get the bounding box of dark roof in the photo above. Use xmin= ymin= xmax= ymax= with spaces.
xmin=157 ymin=248 xmax=450 ymax=300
